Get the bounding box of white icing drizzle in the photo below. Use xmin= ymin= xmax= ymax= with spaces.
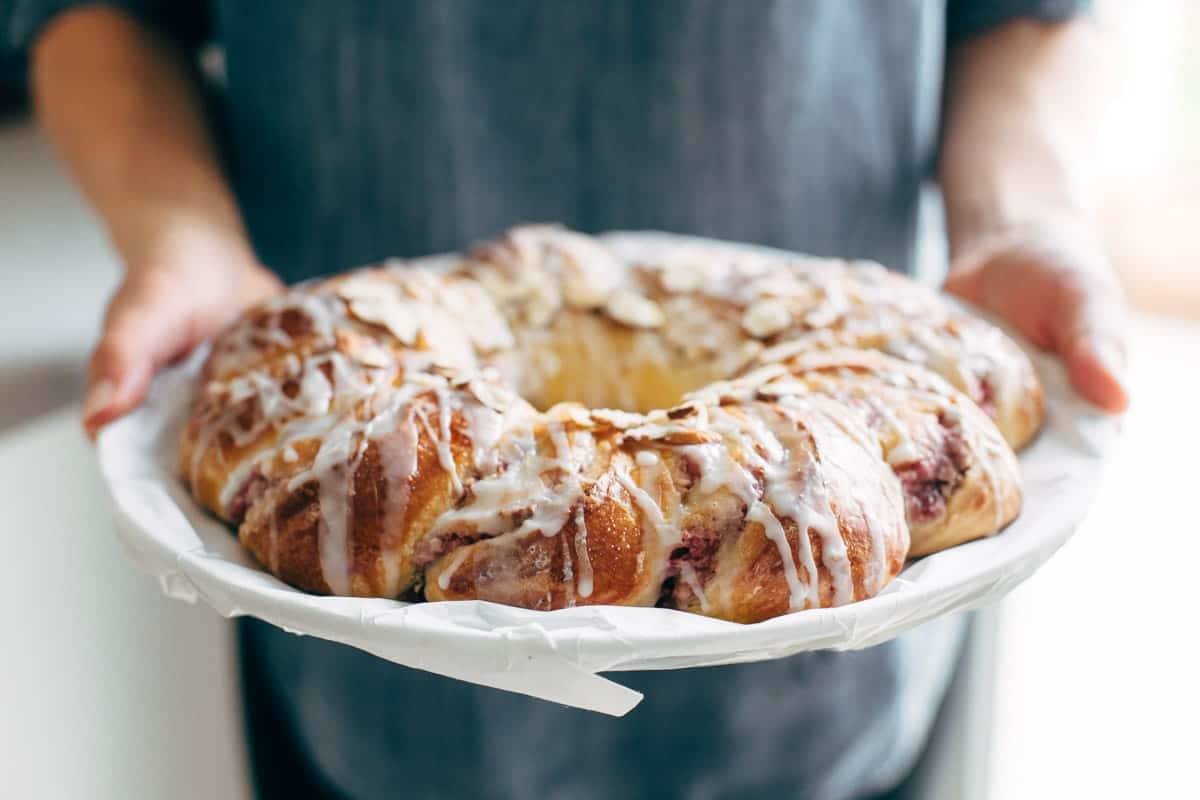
xmin=424 ymin=418 xmax=586 ymax=546
xmin=461 ymin=404 xmax=504 ymax=474
xmin=615 ymin=464 xmax=679 ymax=549
xmin=678 ymin=563 xmax=711 ymax=612
xmin=561 ymin=521 xmax=576 ymax=607
xmin=680 ymin=442 xmax=757 ymax=506
xmin=426 ymin=433 xmax=537 ymax=536
xmin=546 ymin=422 xmax=575 ymax=472
xmin=218 ymin=455 xmax=262 ymax=513
xmin=636 ymin=450 xmax=659 ymax=468
xmin=873 ymin=398 xmax=920 ymax=465
xmin=766 ymin=442 xmax=849 ymax=604
xmin=433 ymin=384 xmax=463 ymax=496
xmin=436 ymin=546 xmax=473 ymax=591
xmin=910 ymin=326 xmax=975 ymax=394
xmin=212 ymin=350 xmax=373 ymax=513
xmin=375 ymin=405 xmax=419 ymax=591
xmin=188 ymin=423 xmax=218 ymax=496
xmin=292 ymin=293 xmax=340 ymax=345
xmin=263 ymin=376 xmax=452 ymax=594
xmin=308 ymin=415 xmax=366 ymax=595
xmin=970 ymin=414 xmax=1009 ymax=530
xmin=511 ymin=423 xmax=584 ymax=538
xmin=573 ymin=502 xmax=594 ymax=598
xmin=747 ymin=501 xmax=807 ymax=610
xmin=686 ymin=403 xmax=852 ymax=607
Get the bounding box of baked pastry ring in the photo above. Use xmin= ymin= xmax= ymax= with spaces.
xmin=182 ymin=225 xmax=1042 ymax=622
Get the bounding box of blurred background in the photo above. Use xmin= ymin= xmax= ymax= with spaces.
xmin=0 ymin=1 xmax=1196 ymax=798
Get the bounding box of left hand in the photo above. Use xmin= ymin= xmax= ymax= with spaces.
xmin=944 ymin=226 xmax=1129 ymax=413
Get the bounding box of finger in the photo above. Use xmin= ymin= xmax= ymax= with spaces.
xmin=946 ymin=253 xmax=1059 ymax=351
xmin=83 ymin=283 xmax=192 ymax=438
xmin=1062 ymin=336 xmax=1129 ymax=413
xmin=1051 ymin=278 xmax=1130 ymax=413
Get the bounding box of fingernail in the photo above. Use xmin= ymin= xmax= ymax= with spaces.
xmin=83 ymin=379 xmax=117 ymax=422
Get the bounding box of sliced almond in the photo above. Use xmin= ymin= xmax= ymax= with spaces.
xmin=741 ymin=298 xmax=793 ymax=338
xmin=665 ymin=403 xmax=699 ymax=420
xmin=407 ymin=371 xmax=448 ymax=390
xmin=658 ymin=263 xmax=705 ymax=293
xmin=333 ymin=328 xmax=391 ymax=368
xmin=353 ymin=342 xmax=393 ymax=369
xmin=755 ymin=379 xmax=810 ymax=400
xmin=804 ymin=302 xmax=842 ymax=328
xmin=335 ymin=273 xmax=393 ymax=304
xmin=552 ymin=239 xmax=623 ymax=309
xmin=623 ymin=426 xmax=720 ymax=446
xmin=736 ymin=363 xmax=790 ymax=387
xmin=468 ymin=379 xmax=512 ymax=413
xmin=590 ymin=408 xmax=644 ymax=430
xmin=544 ymin=403 xmax=595 ymax=428
xmin=396 ymin=270 xmax=442 ymax=301
xmin=522 ymin=281 xmax=563 ymax=328
xmin=348 ymin=295 xmax=422 ymax=345
xmin=605 ymin=290 xmax=664 ymax=329
xmin=747 ymin=273 xmax=814 ymax=300
xmin=562 ymin=273 xmax=614 ymax=309
xmin=429 ymin=362 xmax=464 ymax=379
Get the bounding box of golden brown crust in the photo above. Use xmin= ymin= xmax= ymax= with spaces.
xmin=181 ymin=225 xmax=1042 ymax=622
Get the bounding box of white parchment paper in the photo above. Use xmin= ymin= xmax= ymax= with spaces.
xmin=95 ymin=239 xmax=1118 ymax=717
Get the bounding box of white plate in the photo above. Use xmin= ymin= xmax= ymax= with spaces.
xmin=96 ymin=242 xmax=1117 ymax=716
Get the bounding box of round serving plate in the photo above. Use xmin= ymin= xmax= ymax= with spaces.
xmin=97 ymin=235 xmax=1117 ymax=715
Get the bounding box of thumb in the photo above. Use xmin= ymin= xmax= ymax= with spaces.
xmin=83 ymin=280 xmax=194 ymax=438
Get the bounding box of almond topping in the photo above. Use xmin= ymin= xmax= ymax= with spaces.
xmin=658 ymin=263 xmax=705 ymax=293
xmin=590 ymin=408 xmax=644 ymax=429
xmin=741 ymin=298 xmax=793 ymax=338
xmin=335 ymin=273 xmax=393 ymax=304
xmin=623 ymin=426 xmax=721 ymax=446
xmin=545 ymin=403 xmax=595 ymax=427
xmin=348 ymin=295 xmax=422 ymax=345
xmin=605 ymin=291 xmax=665 ymax=329
xmin=666 ymin=403 xmax=699 ymax=420
xmin=468 ymin=380 xmax=510 ymax=412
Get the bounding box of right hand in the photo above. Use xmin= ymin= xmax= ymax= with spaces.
xmin=82 ymin=226 xmax=282 ymax=438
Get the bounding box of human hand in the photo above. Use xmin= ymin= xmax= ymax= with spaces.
xmin=82 ymin=226 xmax=282 ymax=438
xmin=944 ymin=225 xmax=1129 ymax=413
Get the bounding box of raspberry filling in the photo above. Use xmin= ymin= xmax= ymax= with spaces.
xmin=659 ymin=526 xmax=722 ymax=608
xmin=669 ymin=528 xmax=721 ymax=577
xmin=228 ymin=466 xmax=269 ymax=523
xmin=412 ymin=531 xmax=482 ymax=569
xmin=976 ymin=377 xmax=997 ymax=419
xmin=893 ymin=417 xmax=971 ymax=524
